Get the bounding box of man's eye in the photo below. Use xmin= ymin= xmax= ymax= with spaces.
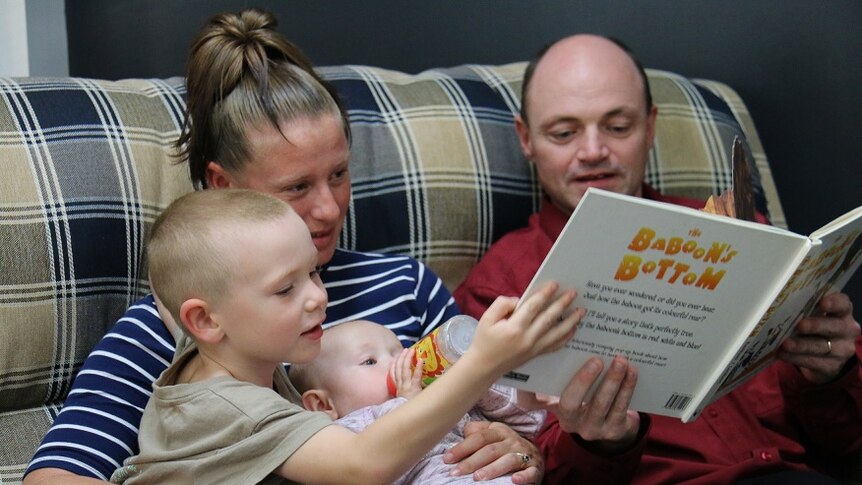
xmin=608 ymin=125 xmax=631 ymax=134
xmin=361 ymin=358 xmax=377 ymax=366
xmin=549 ymin=129 xmax=577 ymax=142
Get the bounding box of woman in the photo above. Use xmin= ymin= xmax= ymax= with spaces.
xmin=24 ymin=8 xmax=541 ymax=485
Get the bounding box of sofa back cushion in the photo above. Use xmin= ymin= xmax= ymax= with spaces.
xmin=0 ymin=65 xmax=783 ymax=483
xmin=326 ymin=63 xmax=785 ymax=289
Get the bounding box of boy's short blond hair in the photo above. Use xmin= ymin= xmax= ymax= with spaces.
xmin=147 ymin=189 xmax=294 ymax=327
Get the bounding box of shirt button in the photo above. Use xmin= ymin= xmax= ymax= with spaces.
xmin=708 ymin=409 xmax=719 ymax=418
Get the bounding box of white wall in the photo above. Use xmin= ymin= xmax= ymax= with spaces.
xmin=0 ymin=0 xmax=29 ymax=76
xmin=0 ymin=0 xmax=67 ymax=77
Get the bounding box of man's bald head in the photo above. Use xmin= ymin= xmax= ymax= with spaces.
xmin=520 ymin=35 xmax=652 ymax=126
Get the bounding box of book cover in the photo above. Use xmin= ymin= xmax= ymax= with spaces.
xmin=500 ymin=188 xmax=861 ymax=422
xmin=708 ymin=207 xmax=862 ymax=403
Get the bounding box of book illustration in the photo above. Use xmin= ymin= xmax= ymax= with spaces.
xmin=702 ymin=137 xmax=756 ymax=222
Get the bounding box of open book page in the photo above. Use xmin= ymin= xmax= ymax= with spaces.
xmin=499 ymin=188 xmax=811 ymax=421
xmin=708 ymin=205 xmax=862 ymax=401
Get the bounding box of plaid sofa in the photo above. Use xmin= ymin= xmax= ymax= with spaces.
xmin=0 ymin=64 xmax=791 ymax=483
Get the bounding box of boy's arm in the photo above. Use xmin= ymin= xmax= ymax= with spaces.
xmin=278 ymin=284 xmax=581 ymax=485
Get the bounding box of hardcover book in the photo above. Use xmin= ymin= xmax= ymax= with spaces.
xmin=500 ymin=187 xmax=862 ymax=422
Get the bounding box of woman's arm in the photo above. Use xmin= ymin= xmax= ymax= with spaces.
xmin=24 ymin=295 xmax=175 ymax=482
xmin=23 ymin=468 xmax=109 ymax=485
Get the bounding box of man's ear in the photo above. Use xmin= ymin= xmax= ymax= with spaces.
xmin=179 ymin=298 xmax=224 ymax=344
xmin=514 ymin=115 xmax=533 ymax=162
xmin=645 ymin=104 xmax=658 ymax=151
xmin=205 ymin=161 xmax=234 ymax=189
xmin=301 ymin=389 xmax=339 ymax=420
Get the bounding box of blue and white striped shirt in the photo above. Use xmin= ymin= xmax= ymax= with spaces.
xmin=26 ymin=248 xmax=459 ymax=480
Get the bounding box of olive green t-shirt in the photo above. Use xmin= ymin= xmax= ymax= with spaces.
xmin=112 ymin=343 xmax=332 ymax=484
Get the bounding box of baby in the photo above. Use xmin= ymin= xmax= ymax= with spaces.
xmin=289 ymin=320 xmax=546 ymax=484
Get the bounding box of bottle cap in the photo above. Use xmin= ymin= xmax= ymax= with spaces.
xmin=441 ymin=315 xmax=478 ymax=357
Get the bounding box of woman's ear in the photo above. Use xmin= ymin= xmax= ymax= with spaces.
xmin=205 ymin=161 xmax=233 ymax=189
xmin=179 ymin=298 xmax=224 ymax=344
xmin=301 ymin=389 xmax=339 ymax=420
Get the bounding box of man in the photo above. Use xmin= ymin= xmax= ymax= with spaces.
xmin=453 ymin=34 xmax=862 ymax=484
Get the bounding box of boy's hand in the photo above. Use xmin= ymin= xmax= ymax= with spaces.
xmin=389 ymin=349 xmax=423 ymax=399
xmin=472 ymin=281 xmax=583 ymax=374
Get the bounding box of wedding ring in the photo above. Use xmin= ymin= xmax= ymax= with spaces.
xmin=824 ymin=338 xmax=832 ymax=356
xmin=514 ymin=452 xmax=531 ymax=468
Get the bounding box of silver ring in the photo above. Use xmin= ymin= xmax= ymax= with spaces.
xmin=824 ymin=339 xmax=832 ymax=356
xmin=514 ymin=452 xmax=531 ymax=468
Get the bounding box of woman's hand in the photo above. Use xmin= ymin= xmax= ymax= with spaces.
xmin=443 ymin=421 xmax=543 ymax=484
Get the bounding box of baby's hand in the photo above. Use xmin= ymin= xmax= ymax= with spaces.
xmin=389 ymin=348 xmax=423 ymax=399
xmin=472 ymin=281 xmax=583 ymax=375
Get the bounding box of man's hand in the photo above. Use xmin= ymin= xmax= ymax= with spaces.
xmin=528 ymin=355 xmax=640 ymax=454
xmin=779 ymin=292 xmax=860 ymax=384
xmin=443 ymin=421 xmax=543 ymax=484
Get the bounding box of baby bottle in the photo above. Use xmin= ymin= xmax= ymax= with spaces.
xmin=387 ymin=314 xmax=478 ymax=396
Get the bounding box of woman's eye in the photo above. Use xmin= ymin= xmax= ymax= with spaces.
xmin=285 ymin=182 xmax=309 ymax=194
xmin=331 ymin=169 xmax=348 ymax=181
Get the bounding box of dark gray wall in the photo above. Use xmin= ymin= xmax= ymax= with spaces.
xmin=67 ymin=0 xmax=862 ymax=307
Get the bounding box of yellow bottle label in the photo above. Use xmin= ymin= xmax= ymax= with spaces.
xmin=413 ymin=326 xmax=453 ymax=386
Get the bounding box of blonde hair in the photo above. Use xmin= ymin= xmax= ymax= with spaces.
xmin=147 ymin=189 xmax=294 ymax=326
xmin=176 ymin=7 xmax=349 ymax=189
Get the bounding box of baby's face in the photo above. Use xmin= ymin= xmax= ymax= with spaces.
xmin=318 ymin=321 xmax=405 ymax=416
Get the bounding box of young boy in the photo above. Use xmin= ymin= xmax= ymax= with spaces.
xmin=289 ymin=319 xmax=546 ymax=484
xmin=112 ymin=189 xmax=582 ymax=485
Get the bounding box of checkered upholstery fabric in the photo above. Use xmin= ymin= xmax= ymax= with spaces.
xmin=0 ymin=77 xmax=192 ymax=483
xmin=0 ymin=66 xmax=783 ymax=484
xmin=328 ymin=63 xmax=785 ymax=290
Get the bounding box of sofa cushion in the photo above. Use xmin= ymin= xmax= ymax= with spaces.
xmin=324 ymin=63 xmax=784 ymax=290
xmin=0 ymin=78 xmax=192 ymax=415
